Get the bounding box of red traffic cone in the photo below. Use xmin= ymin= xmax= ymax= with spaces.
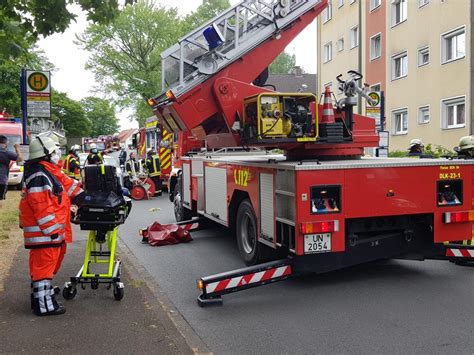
xmin=320 ymin=86 xmax=336 ymax=124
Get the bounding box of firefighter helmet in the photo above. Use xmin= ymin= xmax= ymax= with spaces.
xmin=71 ymin=144 xmax=81 ymax=151
xmin=90 ymin=143 xmax=97 ymax=149
xmin=409 ymin=138 xmax=424 ymax=148
xmin=29 ymin=137 xmax=57 ymax=160
xmin=459 ymin=136 xmax=474 ymax=151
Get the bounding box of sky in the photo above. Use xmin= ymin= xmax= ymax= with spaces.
xmin=37 ymin=1 xmax=317 ymax=131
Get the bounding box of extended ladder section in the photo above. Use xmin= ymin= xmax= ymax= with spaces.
xmin=160 ymin=0 xmax=324 ymax=99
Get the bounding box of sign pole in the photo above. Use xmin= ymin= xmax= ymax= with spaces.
xmin=380 ymin=91 xmax=385 ymax=133
xmin=20 ymin=68 xmax=28 ymax=144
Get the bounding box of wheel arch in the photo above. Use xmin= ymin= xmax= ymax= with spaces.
xmin=229 ymin=189 xmax=251 ymax=232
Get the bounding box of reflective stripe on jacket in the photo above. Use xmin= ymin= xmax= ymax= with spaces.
xmin=145 ymin=155 xmax=161 ymax=177
xmin=20 ymin=161 xmax=83 ymax=248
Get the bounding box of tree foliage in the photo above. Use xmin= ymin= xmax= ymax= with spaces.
xmin=81 ymin=96 xmax=119 ymax=136
xmin=0 ymin=49 xmax=53 ymax=116
xmin=0 ymin=0 xmax=119 ymax=62
xmin=269 ymin=52 xmax=297 ymax=74
xmin=51 ymin=90 xmax=91 ymax=137
xmin=78 ymin=0 xmax=231 ymax=125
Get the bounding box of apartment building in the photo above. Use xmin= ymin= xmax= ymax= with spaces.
xmin=318 ymin=0 xmax=472 ymax=151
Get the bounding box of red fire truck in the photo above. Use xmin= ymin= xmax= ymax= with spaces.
xmin=134 ymin=116 xmax=175 ymax=187
xmin=147 ymin=0 xmax=474 ymax=287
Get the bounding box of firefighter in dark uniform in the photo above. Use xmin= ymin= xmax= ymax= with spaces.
xmin=86 ymin=143 xmax=104 ymax=165
xmin=63 ymin=144 xmax=81 ymax=180
xmin=124 ymin=152 xmax=139 ymax=190
xmin=145 ymin=149 xmax=162 ymax=196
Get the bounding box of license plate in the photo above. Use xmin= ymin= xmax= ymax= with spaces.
xmin=304 ymin=233 xmax=331 ymax=254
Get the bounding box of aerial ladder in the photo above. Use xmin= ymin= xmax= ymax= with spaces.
xmin=147 ymin=0 xmax=379 ymax=158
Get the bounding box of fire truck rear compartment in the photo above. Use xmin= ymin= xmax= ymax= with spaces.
xmin=293 ymin=214 xmax=438 ymax=274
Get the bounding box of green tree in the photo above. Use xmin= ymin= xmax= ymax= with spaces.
xmin=181 ymin=0 xmax=230 ymax=33
xmin=78 ymin=0 xmax=232 ymax=126
xmin=51 ymin=90 xmax=91 ymax=137
xmin=0 ymin=0 xmax=119 ymax=62
xmin=81 ymin=96 xmax=119 ymax=135
xmin=269 ymin=52 xmax=296 ymax=74
xmin=0 ymin=49 xmax=53 ymax=116
xmin=77 ymin=1 xmax=181 ymax=116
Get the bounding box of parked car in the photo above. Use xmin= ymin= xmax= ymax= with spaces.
xmin=8 ymin=162 xmax=23 ymax=189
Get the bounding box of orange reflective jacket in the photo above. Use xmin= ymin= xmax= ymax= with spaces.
xmin=20 ymin=161 xmax=83 ymax=248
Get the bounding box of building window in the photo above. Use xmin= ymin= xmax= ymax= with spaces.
xmin=337 ymin=38 xmax=344 ymax=52
xmin=370 ymin=0 xmax=381 ymax=11
xmin=417 ymin=46 xmax=429 ymax=67
xmin=350 ymin=26 xmax=359 ymax=49
xmin=392 ymin=109 xmax=408 ymax=135
xmin=338 ymin=0 xmax=344 ymax=8
xmin=419 ymin=0 xmax=429 ymax=7
xmin=323 ymin=42 xmax=332 ymax=63
xmin=391 ymin=0 xmax=407 ymax=27
xmin=370 ymin=83 xmax=381 ymax=92
xmin=370 ymin=33 xmax=381 ymax=60
xmin=442 ymin=96 xmax=465 ymax=129
xmin=441 ymin=27 xmax=465 ymax=63
xmin=322 ymin=0 xmax=332 ymax=23
xmin=391 ymin=51 xmax=408 ymax=80
xmin=418 ymin=105 xmax=430 ymax=124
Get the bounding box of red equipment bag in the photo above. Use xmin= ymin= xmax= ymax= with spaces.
xmin=142 ymin=222 xmax=193 ymax=246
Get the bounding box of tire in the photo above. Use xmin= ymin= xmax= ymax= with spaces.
xmin=173 ymin=176 xmax=193 ymax=222
xmin=113 ymin=286 xmax=124 ymax=301
xmin=62 ymin=286 xmax=77 ymax=300
xmin=236 ymin=199 xmax=262 ymax=266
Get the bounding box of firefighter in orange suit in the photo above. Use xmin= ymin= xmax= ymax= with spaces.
xmin=20 ymin=137 xmax=84 ymax=316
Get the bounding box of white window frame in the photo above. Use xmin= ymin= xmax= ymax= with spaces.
xmin=322 ymin=0 xmax=332 ymax=23
xmin=441 ymin=26 xmax=466 ymax=64
xmin=391 ymin=0 xmax=407 ymax=28
xmin=370 ymin=33 xmax=382 ymax=61
xmin=441 ymin=96 xmax=466 ymax=129
xmin=370 ymin=0 xmax=381 ymax=12
xmin=417 ymin=105 xmax=430 ymax=124
xmin=392 ymin=108 xmax=408 ymax=135
xmin=391 ymin=51 xmax=408 ymax=80
xmin=323 ymin=42 xmax=333 ymax=63
xmin=337 ymin=38 xmax=344 ymax=52
xmin=418 ymin=0 xmax=429 ymax=8
xmin=417 ymin=46 xmax=429 ymax=67
xmin=338 ymin=0 xmax=344 ymax=8
xmin=350 ymin=25 xmax=359 ymax=49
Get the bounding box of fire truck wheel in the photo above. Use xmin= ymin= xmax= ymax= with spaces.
xmin=236 ymin=199 xmax=261 ymax=265
xmin=174 ymin=176 xmax=193 ymax=222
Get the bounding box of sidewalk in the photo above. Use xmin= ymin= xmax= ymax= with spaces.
xmin=0 ymin=227 xmax=193 ymax=354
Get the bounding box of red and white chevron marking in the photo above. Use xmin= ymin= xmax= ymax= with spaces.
xmin=446 ymin=248 xmax=474 ymax=258
xmin=205 ymin=265 xmax=292 ymax=295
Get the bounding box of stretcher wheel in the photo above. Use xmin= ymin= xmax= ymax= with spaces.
xmin=131 ymin=185 xmax=146 ymax=200
xmin=63 ymin=285 xmax=77 ymax=300
xmin=113 ymin=284 xmax=124 ymax=301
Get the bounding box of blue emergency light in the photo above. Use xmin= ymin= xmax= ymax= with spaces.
xmin=203 ymin=24 xmax=225 ymax=50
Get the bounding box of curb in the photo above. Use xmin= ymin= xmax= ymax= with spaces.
xmin=117 ymin=235 xmax=212 ymax=355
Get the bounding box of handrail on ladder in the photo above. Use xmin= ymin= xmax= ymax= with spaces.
xmin=158 ymin=0 xmax=326 ymax=99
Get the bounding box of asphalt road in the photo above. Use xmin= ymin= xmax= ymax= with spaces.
xmin=118 ymin=194 xmax=474 ymax=354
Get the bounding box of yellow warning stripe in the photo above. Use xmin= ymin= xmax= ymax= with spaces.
xmin=161 ymin=155 xmax=171 ymax=167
